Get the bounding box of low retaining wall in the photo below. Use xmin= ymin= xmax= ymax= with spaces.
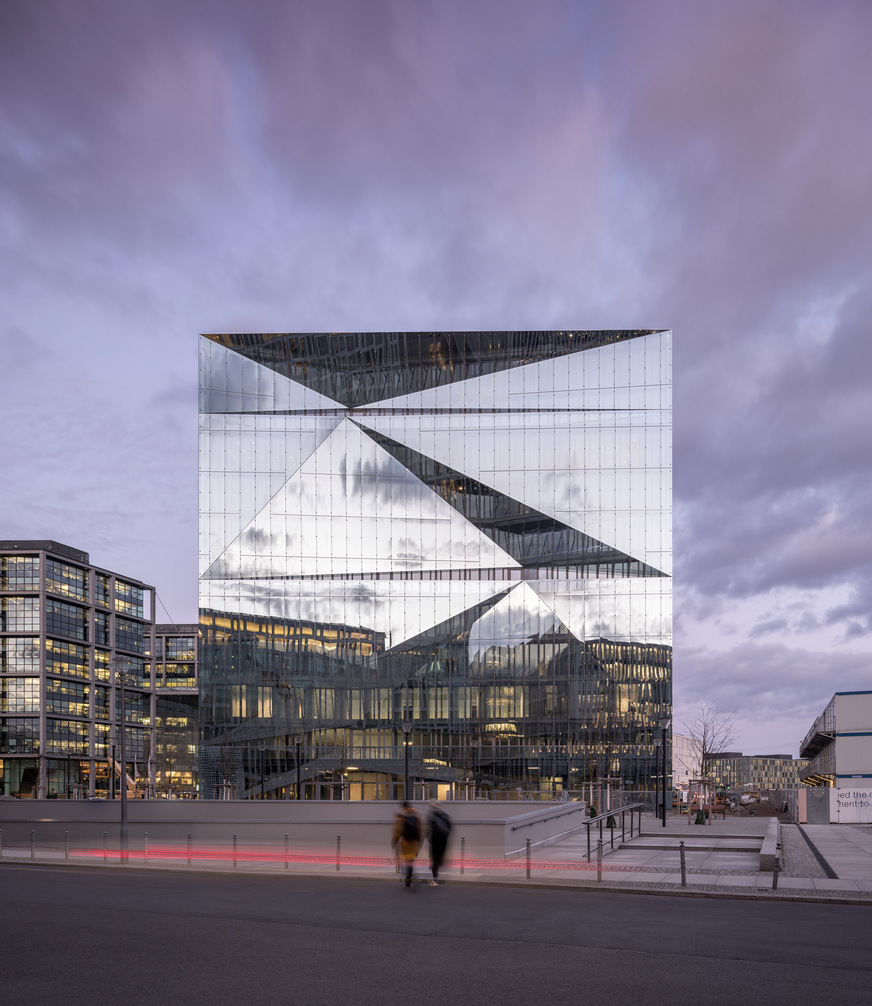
xmin=759 ymin=818 xmax=780 ymax=870
xmin=0 ymin=799 xmax=585 ymax=859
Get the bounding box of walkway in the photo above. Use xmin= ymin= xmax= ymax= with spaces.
xmin=4 ymin=813 xmax=872 ymax=903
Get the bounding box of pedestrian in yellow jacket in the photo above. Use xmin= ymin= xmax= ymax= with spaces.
xmin=391 ymin=801 xmax=422 ymax=889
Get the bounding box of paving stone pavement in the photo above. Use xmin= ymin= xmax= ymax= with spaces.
xmin=780 ymin=823 xmax=827 ymax=879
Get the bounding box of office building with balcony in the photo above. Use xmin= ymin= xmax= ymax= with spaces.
xmin=198 ymin=330 xmax=672 ymax=799
xmin=0 ymin=540 xmax=157 ymax=799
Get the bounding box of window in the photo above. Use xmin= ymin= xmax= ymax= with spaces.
xmin=45 ymin=718 xmax=89 ymax=755
xmin=94 ymin=649 xmax=110 ymax=681
xmin=45 ymin=559 xmax=88 ymax=601
xmin=117 ymin=689 xmax=149 ymax=725
xmin=46 ymin=639 xmax=89 ymax=679
xmin=115 ymin=656 xmax=148 ymax=687
xmin=46 ymin=679 xmax=89 ymax=717
xmin=1 ymin=637 xmax=40 ymax=673
xmin=165 ymin=636 xmax=196 ymax=661
xmin=162 ymin=663 xmax=196 ymax=688
xmin=46 ymin=598 xmax=88 ymax=641
xmin=1 ymin=677 xmax=40 ymax=713
xmin=115 ymin=617 xmax=144 ymax=654
xmin=115 ymin=581 xmax=143 ymax=618
xmin=0 ymin=717 xmax=39 ymax=753
xmin=0 ymin=596 xmax=39 ymax=632
xmin=0 ymin=556 xmax=39 ymax=590
xmin=95 ymin=722 xmax=109 ymax=758
xmin=95 ymin=613 xmax=110 ymax=647
xmin=95 ymin=573 xmax=110 ymax=609
xmin=94 ymin=685 xmax=110 ymax=720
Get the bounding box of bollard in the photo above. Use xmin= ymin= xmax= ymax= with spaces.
xmin=187 ymin=833 xmax=192 ymax=867
xmin=772 ymin=842 xmax=781 ymax=891
xmin=31 ymin=830 xmax=35 ymax=860
xmin=103 ymin=831 xmax=107 ymax=864
xmin=460 ymin=836 xmax=465 ymax=875
xmin=144 ymin=832 xmax=149 ymax=864
xmin=336 ymin=835 xmax=341 ymax=872
xmin=65 ymin=831 xmax=70 ymax=863
xmin=680 ymin=840 xmax=686 ymax=887
xmin=0 ymin=828 xmax=3 ymax=859
xmin=284 ymin=834 xmax=289 ymax=870
xmin=233 ymin=833 xmax=237 ymax=868
xmin=526 ymin=838 xmax=531 ymax=880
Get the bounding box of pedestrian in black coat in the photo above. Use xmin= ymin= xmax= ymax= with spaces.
xmin=426 ymin=800 xmax=452 ymax=886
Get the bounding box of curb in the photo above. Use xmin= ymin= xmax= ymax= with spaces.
xmin=4 ymin=856 xmax=872 ymax=906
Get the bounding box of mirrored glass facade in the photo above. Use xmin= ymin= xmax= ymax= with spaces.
xmin=198 ymin=331 xmax=671 ymax=799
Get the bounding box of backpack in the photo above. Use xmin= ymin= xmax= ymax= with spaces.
xmin=402 ymin=811 xmax=420 ymax=843
xmin=430 ymin=809 xmax=452 ymax=839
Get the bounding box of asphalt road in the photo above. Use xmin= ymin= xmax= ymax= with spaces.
xmin=3 ymin=865 xmax=871 ymax=1005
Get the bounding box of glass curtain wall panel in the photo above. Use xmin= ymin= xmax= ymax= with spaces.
xmin=198 ymin=331 xmax=672 ymax=799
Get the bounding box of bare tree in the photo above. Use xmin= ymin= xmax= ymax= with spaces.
xmin=682 ymin=703 xmax=737 ymax=778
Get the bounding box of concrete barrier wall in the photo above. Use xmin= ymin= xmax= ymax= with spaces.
xmin=0 ymin=799 xmax=585 ymax=859
xmin=759 ymin=818 xmax=780 ymax=870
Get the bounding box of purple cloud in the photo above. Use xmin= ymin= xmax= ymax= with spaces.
xmin=1 ymin=0 xmax=870 ymax=751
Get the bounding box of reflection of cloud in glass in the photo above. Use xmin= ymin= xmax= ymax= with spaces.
xmin=201 ymin=578 xmax=509 ymax=648
xmin=531 ymin=579 xmax=672 ymax=644
xmin=468 ymin=583 xmax=567 ymax=658
xmin=204 ymin=418 xmax=517 ymax=579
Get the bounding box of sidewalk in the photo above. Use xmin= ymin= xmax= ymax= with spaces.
xmin=3 ymin=814 xmax=872 ymax=904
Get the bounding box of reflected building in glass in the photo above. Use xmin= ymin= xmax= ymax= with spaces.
xmin=198 ymin=331 xmax=671 ymax=799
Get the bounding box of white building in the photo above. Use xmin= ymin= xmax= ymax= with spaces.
xmin=800 ymin=691 xmax=872 ymax=788
xmin=672 ymin=732 xmax=701 ymax=790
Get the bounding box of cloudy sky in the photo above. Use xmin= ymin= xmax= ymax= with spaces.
xmin=2 ymin=0 xmax=870 ymax=756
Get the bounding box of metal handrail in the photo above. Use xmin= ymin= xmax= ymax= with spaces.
xmin=510 ymin=801 xmax=646 ymax=832
xmin=510 ymin=804 xmax=589 ymax=832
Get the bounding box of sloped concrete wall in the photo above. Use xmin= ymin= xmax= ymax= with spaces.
xmin=0 ymin=799 xmax=585 ymax=859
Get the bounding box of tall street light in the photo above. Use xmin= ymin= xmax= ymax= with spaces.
xmin=294 ymin=734 xmax=304 ymax=800
xmin=109 ymin=727 xmax=116 ymax=801
xmin=660 ymin=717 xmax=670 ymax=828
xmin=402 ymin=720 xmax=413 ymax=802
xmin=110 ymin=658 xmax=130 ymax=862
xmin=653 ymin=736 xmax=662 ymax=822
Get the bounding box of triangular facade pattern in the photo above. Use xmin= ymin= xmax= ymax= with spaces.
xmin=202 ymin=329 xmax=661 ymax=408
xmin=198 ymin=330 xmax=672 ymax=798
xmin=355 ymin=420 xmax=664 ymax=576
xmin=204 ymin=418 xmax=519 ymax=580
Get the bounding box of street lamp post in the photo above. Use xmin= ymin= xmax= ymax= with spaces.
xmin=109 ymin=729 xmax=116 ymax=801
xmin=258 ymin=745 xmax=265 ymax=800
xmin=659 ymin=717 xmax=670 ymax=828
xmin=110 ymin=658 xmax=130 ymax=861
xmin=119 ymin=668 xmax=129 ymax=860
xmin=653 ymin=736 xmax=662 ymax=822
xmin=294 ymin=734 xmax=303 ymax=800
xmin=402 ymin=720 xmax=413 ymax=802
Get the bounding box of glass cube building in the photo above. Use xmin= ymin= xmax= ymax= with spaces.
xmin=198 ymin=331 xmax=671 ymax=799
